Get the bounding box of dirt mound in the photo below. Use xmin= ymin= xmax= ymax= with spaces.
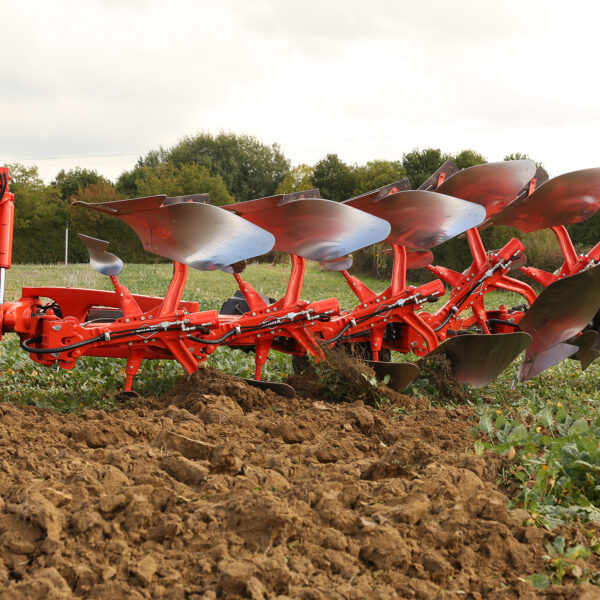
xmin=0 ymin=372 xmax=598 ymax=598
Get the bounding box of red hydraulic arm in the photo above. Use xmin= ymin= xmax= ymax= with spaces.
xmin=0 ymin=167 xmax=15 ymax=340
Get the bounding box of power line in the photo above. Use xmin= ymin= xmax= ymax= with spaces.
xmin=0 ymin=151 xmax=144 ymax=162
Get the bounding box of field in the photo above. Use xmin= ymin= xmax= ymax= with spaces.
xmin=2 ymin=262 xmax=600 ymax=598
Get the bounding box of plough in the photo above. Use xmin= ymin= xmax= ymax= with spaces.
xmin=1 ymin=158 xmax=600 ymax=398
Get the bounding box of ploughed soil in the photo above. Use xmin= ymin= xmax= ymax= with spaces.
xmin=0 ymin=367 xmax=599 ymax=599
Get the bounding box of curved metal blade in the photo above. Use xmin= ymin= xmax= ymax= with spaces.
xmin=484 ymin=168 xmax=600 ymax=232
xmin=224 ymin=189 xmax=321 ymax=215
xmin=406 ymin=250 xmax=434 ymax=270
xmin=79 ymin=202 xmax=275 ymax=270
xmin=320 ymin=256 xmax=353 ymax=271
xmin=363 ymin=360 xmax=420 ymax=391
xmin=518 ymin=343 xmax=578 ymax=381
xmin=346 ymin=178 xmax=411 ymax=204
xmin=240 ymin=378 xmax=296 ymax=398
xmin=508 ymin=253 xmax=527 ymax=271
xmin=428 ymin=332 xmax=532 ymax=388
xmin=228 ymin=197 xmax=390 ymax=261
xmin=568 ymin=330 xmax=600 ymax=370
xmin=73 ymin=194 xmax=167 ymax=215
xmin=77 ymin=233 xmax=123 ymax=276
xmin=345 ymin=190 xmax=485 ymax=249
xmin=519 ymin=266 xmax=600 ymax=357
xmin=436 ymin=160 xmax=536 ymax=219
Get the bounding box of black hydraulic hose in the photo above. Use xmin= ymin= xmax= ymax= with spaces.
xmin=433 ymin=281 xmax=482 ymax=332
xmin=21 ymin=334 xmax=105 ymax=354
xmin=21 ymin=321 xmax=206 ymax=355
xmin=322 ymin=293 xmax=441 ymax=344
xmin=322 ymin=321 xmax=354 ymax=344
xmin=187 ymin=328 xmax=240 ymax=345
xmin=22 ymin=310 xmax=333 ymax=355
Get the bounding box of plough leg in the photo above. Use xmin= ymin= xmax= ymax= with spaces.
xmin=124 ymin=349 xmax=145 ymax=392
xmin=254 ymin=338 xmax=272 ymax=380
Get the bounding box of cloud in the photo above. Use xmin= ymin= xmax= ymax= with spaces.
xmin=0 ymin=0 xmax=598 ymax=181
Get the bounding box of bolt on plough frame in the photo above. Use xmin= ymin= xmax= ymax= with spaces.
xmin=2 ymin=159 xmax=600 ymax=396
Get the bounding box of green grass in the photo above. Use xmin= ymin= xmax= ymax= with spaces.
xmin=4 ymin=261 xmax=600 ymax=529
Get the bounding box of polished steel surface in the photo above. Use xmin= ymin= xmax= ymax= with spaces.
xmin=418 ymin=160 xmax=459 ymax=191
xmin=518 ymin=343 xmax=578 ymax=381
xmin=77 ymin=233 xmax=123 ymax=276
xmin=363 ymin=360 xmax=420 ymax=391
xmin=429 ymin=332 xmax=532 ymax=388
xmin=406 ymin=250 xmax=434 ymax=270
xmin=228 ymin=197 xmax=391 ymax=261
xmin=568 ymin=330 xmax=600 ymax=370
xmin=319 ymin=256 xmax=353 ymax=271
xmin=345 ymin=190 xmax=485 ymax=249
xmin=484 ymin=168 xmax=600 ymax=232
xmin=76 ymin=201 xmax=275 ymax=270
xmin=518 ymin=266 xmax=600 ymax=357
xmin=436 ymin=160 xmax=536 ymax=219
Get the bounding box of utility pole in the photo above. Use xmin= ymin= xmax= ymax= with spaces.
xmin=65 ymin=224 xmax=69 ymax=265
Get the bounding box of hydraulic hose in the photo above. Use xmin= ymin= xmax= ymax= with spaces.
xmin=187 ymin=328 xmax=240 ymax=345
xmin=21 ymin=334 xmax=105 ymax=354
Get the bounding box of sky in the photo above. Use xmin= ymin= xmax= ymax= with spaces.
xmin=2 ymin=0 xmax=600 ymax=183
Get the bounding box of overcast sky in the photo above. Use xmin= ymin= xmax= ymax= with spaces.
xmin=2 ymin=0 xmax=599 ymax=183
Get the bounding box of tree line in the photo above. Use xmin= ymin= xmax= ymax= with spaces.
xmin=5 ymin=132 xmax=598 ymax=276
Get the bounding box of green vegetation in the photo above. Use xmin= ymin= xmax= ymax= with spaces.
xmin=6 ymin=134 xmax=571 ymax=276
xmin=528 ymin=535 xmax=600 ymax=587
xmin=469 ymin=357 xmax=600 ymax=528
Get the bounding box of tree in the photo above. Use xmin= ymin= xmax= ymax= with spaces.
xmin=402 ymin=148 xmax=451 ymax=188
xmin=312 ymin=154 xmax=356 ymax=201
xmin=353 ymin=160 xmax=406 ymax=196
xmin=504 ymin=152 xmax=546 ymax=171
xmin=504 ymin=152 xmax=531 ymax=161
xmin=134 ymin=163 xmax=233 ymax=206
xmin=51 ymin=167 xmax=108 ymax=200
xmin=275 ymin=164 xmax=315 ymax=194
xmin=7 ymin=163 xmax=66 ymax=263
xmin=165 ymin=132 xmax=289 ymax=201
xmin=68 ymin=182 xmax=153 ymax=263
xmin=452 ymin=149 xmax=487 ymax=170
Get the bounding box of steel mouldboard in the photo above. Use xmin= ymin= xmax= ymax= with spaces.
xmin=229 ymin=197 xmax=391 ymax=261
xmin=436 ymin=160 xmax=536 ymax=219
xmin=484 ymin=168 xmax=600 ymax=232
xmin=78 ymin=234 xmax=123 ymax=276
xmin=76 ymin=201 xmax=275 ymax=270
xmin=428 ymin=332 xmax=532 ymax=388
xmin=345 ymin=190 xmax=485 ymax=249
